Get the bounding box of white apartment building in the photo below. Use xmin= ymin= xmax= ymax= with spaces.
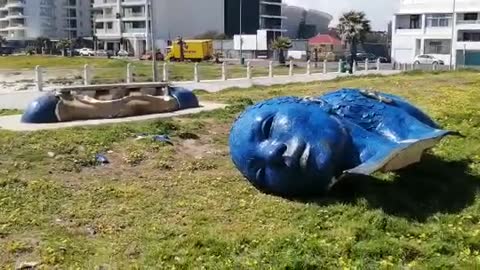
xmin=92 ymin=0 xmax=224 ymax=57
xmin=392 ymin=0 xmax=480 ymax=66
xmin=0 ymin=0 xmax=91 ymax=42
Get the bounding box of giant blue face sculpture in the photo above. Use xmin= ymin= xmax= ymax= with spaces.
xmin=229 ymin=89 xmax=454 ymax=197
xmin=21 ymin=87 xmax=199 ymax=123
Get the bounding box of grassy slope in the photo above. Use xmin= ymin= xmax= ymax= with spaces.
xmin=1 ymin=71 xmax=480 ymax=269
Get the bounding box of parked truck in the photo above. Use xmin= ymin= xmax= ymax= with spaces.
xmin=165 ymin=39 xmax=213 ymax=62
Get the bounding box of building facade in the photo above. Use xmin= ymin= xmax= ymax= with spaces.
xmin=92 ymin=0 xmax=286 ymax=57
xmin=93 ymin=0 xmax=225 ymax=56
xmin=283 ymin=5 xmax=332 ymax=39
xmin=392 ymin=0 xmax=480 ymax=66
xmin=0 ymin=0 xmax=91 ymax=42
xmin=225 ymin=0 xmax=286 ymax=40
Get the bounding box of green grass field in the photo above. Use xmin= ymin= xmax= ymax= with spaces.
xmin=1 ymin=71 xmax=480 ymax=269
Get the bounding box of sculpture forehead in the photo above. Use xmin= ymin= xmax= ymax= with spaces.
xmin=233 ymin=96 xmax=328 ymax=124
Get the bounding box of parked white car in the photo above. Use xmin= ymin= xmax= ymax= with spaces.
xmin=76 ymin=48 xmax=95 ymax=56
xmin=414 ymin=55 xmax=445 ymax=65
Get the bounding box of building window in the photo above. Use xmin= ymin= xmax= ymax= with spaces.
xmin=462 ymin=32 xmax=480 ymax=42
xmin=425 ymin=40 xmax=451 ymax=54
xmin=410 ymin=15 xmax=420 ymax=29
xmin=107 ymin=22 xmax=113 ymax=29
xmin=427 ymin=14 xmax=451 ymax=27
xmin=464 ymin=13 xmax=478 ymax=21
xmin=67 ymin=9 xmax=76 ymax=17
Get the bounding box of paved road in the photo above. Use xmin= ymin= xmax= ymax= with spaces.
xmin=0 ymin=70 xmax=401 ymax=110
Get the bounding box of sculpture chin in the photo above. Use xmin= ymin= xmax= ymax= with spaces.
xmin=21 ymin=86 xmax=199 ymax=124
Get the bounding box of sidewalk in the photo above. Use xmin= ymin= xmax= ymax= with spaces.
xmin=0 ymin=70 xmax=400 ymax=110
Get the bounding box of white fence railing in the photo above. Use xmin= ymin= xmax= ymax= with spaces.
xmin=5 ymin=59 xmax=450 ymax=92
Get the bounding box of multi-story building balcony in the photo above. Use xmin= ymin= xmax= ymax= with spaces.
xmin=5 ymin=0 xmax=25 ymax=9
xmin=5 ymin=23 xmax=24 ymax=29
xmin=260 ymin=1 xmax=283 ymax=6
xmin=92 ymin=0 xmax=117 ymax=8
xmin=95 ymin=28 xmax=120 ymax=35
xmin=94 ymin=13 xmax=116 ymax=21
xmin=260 ymin=14 xmax=287 ymax=20
xmin=122 ymin=5 xmax=146 ymax=20
xmin=6 ymin=11 xmax=25 ymax=19
xmin=5 ymin=29 xmax=25 ymax=38
xmin=121 ymin=0 xmax=147 ymax=6
xmin=456 ymin=12 xmax=480 ymax=30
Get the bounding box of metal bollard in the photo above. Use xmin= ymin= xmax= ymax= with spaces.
xmin=338 ymin=60 xmax=343 ymax=73
xmin=289 ymin=60 xmax=293 ymax=76
xmin=163 ymin=63 xmax=168 ymax=81
xmin=221 ymin=61 xmax=227 ymax=81
xmin=126 ymin=63 xmax=133 ymax=83
xmin=323 ymin=59 xmax=327 ymax=74
xmin=376 ymin=58 xmax=381 ymax=71
xmin=194 ymin=63 xmax=200 ymax=82
xmin=246 ymin=61 xmax=252 ymax=79
xmin=352 ymin=61 xmax=357 ymax=73
xmin=364 ymin=59 xmax=368 ymax=72
xmin=83 ymin=64 xmax=91 ymax=85
xmin=269 ymin=61 xmax=273 ymax=77
xmin=35 ymin=65 xmax=43 ymax=91
xmin=306 ymin=60 xmax=311 ymax=75
xmin=432 ymin=62 xmax=437 ymax=71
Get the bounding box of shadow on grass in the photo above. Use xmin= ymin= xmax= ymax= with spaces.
xmin=321 ymin=154 xmax=480 ymax=221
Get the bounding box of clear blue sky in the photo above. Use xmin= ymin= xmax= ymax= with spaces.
xmin=284 ymin=0 xmax=399 ymax=31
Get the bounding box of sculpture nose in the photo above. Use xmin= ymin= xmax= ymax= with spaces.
xmin=264 ymin=142 xmax=287 ymax=165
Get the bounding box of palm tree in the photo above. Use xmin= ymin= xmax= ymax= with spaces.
xmin=35 ymin=37 xmax=51 ymax=54
xmin=337 ymin=11 xmax=371 ymax=74
xmin=271 ymin=37 xmax=292 ymax=65
xmin=56 ymin=39 xmax=72 ymax=57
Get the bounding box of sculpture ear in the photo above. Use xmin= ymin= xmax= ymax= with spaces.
xmin=343 ymin=129 xmax=451 ymax=176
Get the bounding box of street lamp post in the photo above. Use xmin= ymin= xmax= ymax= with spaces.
xmin=449 ymin=0 xmax=457 ymax=70
xmin=239 ymin=0 xmax=244 ymax=65
xmin=148 ymin=0 xmax=158 ymax=81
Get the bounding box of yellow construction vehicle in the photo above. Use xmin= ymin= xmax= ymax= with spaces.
xmin=166 ymin=39 xmax=213 ymax=62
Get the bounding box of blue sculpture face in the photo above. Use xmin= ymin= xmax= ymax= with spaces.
xmin=229 ymin=97 xmax=350 ymax=196
xmin=230 ymin=89 xmax=454 ymax=198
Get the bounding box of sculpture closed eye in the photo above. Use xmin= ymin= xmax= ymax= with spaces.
xmin=229 ymin=89 xmax=456 ymax=198
xmin=261 ymin=115 xmax=275 ymax=140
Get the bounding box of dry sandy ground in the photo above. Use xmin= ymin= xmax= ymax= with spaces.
xmin=0 ymin=69 xmax=82 ymax=92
